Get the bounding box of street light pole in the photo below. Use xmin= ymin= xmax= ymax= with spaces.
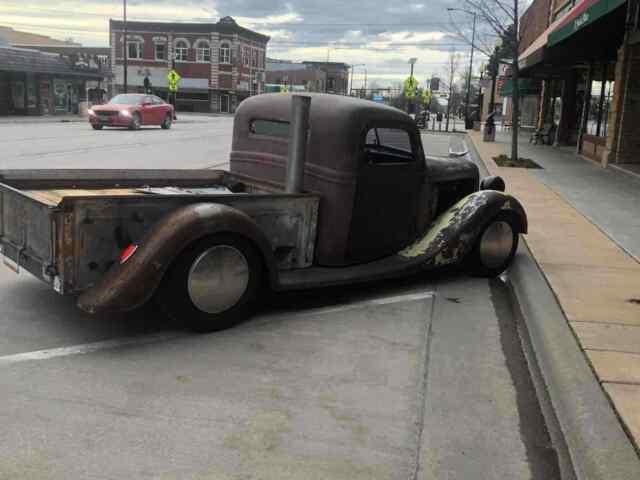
xmin=123 ymin=0 xmax=128 ymax=94
xmin=448 ymin=8 xmax=477 ymax=128
xmin=408 ymin=57 xmax=417 ymax=113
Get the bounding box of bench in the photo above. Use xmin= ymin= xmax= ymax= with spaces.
xmin=529 ymin=123 xmax=556 ymax=145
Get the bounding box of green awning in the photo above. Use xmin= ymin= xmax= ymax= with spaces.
xmin=500 ymin=78 xmax=540 ymax=97
xmin=548 ymin=0 xmax=626 ymax=46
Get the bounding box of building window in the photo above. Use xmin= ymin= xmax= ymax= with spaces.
xmin=251 ymin=49 xmax=258 ymax=68
xmin=243 ymin=47 xmax=249 ymax=67
xmin=127 ymin=41 xmax=142 ymax=59
xmin=175 ymin=40 xmax=188 ymax=62
xmin=195 ymin=40 xmax=211 ymax=63
xmin=155 ymin=44 xmax=166 ymax=61
xmin=220 ymin=43 xmax=230 ymax=64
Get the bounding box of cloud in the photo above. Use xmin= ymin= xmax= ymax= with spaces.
xmin=0 ymin=0 xmax=481 ymax=85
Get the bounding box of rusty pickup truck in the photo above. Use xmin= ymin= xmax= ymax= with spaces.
xmin=0 ymin=93 xmax=526 ymax=332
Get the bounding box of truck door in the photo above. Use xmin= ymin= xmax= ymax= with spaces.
xmin=347 ymin=126 xmax=425 ymax=263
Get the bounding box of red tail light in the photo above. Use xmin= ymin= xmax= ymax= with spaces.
xmin=119 ymin=244 xmax=138 ymax=264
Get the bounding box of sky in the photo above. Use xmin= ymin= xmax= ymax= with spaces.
xmin=0 ymin=0 xmax=495 ymax=87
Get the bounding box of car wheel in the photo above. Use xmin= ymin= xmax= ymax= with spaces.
xmin=467 ymin=212 xmax=519 ymax=277
xmin=129 ymin=112 xmax=141 ymax=130
xmin=92 ymin=124 xmax=103 ymax=130
xmin=161 ymin=114 xmax=172 ymax=129
xmin=157 ymin=234 xmax=264 ymax=333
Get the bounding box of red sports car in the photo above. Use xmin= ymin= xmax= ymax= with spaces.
xmin=88 ymin=94 xmax=175 ymax=130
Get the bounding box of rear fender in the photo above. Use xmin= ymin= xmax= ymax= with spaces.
xmin=399 ymin=190 xmax=527 ymax=267
xmin=77 ymin=203 xmax=278 ymax=314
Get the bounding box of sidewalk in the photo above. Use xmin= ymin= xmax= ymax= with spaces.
xmin=0 ymin=114 xmax=87 ymax=124
xmin=467 ymin=130 xmax=640 ymax=450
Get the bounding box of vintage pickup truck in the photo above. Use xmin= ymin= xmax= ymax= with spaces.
xmin=0 ymin=93 xmax=526 ymax=332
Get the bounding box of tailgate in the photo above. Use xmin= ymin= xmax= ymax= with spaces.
xmin=0 ymin=183 xmax=57 ymax=285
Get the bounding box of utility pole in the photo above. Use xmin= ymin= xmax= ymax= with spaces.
xmin=123 ymin=0 xmax=128 ymax=93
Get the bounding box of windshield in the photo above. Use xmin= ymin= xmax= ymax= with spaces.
xmin=108 ymin=94 xmax=145 ymax=105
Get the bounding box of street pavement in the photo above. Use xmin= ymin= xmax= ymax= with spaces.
xmin=0 ymin=118 xmax=559 ymax=479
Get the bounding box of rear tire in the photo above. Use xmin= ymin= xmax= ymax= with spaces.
xmin=157 ymin=234 xmax=264 ymax=333
xmin=467 ymin=212 xmax=519 ymax=277
xmin=92 ymin=124 xmax=103 ymax=130
xmin=161 ymin=114 xmax=172 ymax=129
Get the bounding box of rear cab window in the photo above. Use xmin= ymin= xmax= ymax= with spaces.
xmin=249 ymin=119 xmax=290 ymax=138
xmin=364 ymin=127 xmax=415 ymax=164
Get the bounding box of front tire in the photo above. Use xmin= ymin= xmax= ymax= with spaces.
xmin=467 ymin=212 xmax=519 ymax=277
xmin=129 ymin=113 xmax=141 ymax=130
xmin=161 ymin=114 xmax=172 ymax=129
xmin=91 ymin=124 xmax=103 ymax=130
xmin=157 ymin=234 xmax=264 ymax=333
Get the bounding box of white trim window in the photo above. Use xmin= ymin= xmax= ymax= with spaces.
xmin=154 ymin=43 xmax=166 ymax=61
xmin=251 ymin=48 xmax=258 ymax=68
xmin=195 ymin=40 xmax=211 ymax=63
xmin=127 ymin=40 xmax=142 ymax=59
xmin=219 ymin=43 xmax=231 ymax=64
xmin=174 ymin=40 xmax=189 ymax=62
xmin=243 ymin=46 xmax=250 ymax=67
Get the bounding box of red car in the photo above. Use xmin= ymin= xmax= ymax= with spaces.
xmin=88 ymin=94 xmax=175 ymax=130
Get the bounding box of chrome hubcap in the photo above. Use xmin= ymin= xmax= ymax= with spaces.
xmin=187 ymin=245 xmax=249 ymax=314
xmin=479 ymin=221 xmax=514 ymax=269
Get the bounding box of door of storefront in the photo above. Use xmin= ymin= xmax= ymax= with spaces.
xmin=220 ymin=94 xmax=230 ymax=113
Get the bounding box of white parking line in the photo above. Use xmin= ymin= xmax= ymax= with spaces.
xmin=0 ymin=332 xmax=183 ymax=366
xmin=0 ymin=291 xmax=435 ymax=366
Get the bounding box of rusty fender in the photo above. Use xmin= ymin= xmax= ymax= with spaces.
xmin=77 ymin=203 xmax=278 ymax=314
xmin=399 ymin=190 xmax=527 ymax=268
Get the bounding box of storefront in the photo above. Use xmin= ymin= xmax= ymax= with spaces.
xmin=0 ymin=46 xmax=102 ymax=116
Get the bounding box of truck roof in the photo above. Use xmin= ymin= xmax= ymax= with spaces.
xmin=231 ymin=93 xmax=415 ymax=174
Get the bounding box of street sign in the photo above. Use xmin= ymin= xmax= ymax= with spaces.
xmin=372 ymin=95 xmax=384 ymax=102
xmin=404 ymin=76 xmax=418 ymax=98
xmin=167 ymin=69 xmax=181 ymax=92
xmin=281 ymin=84 xmax=289 ymax=93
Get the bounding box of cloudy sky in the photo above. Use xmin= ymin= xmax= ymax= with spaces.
xmin=0 ymin=0 xmax=490 ymax=87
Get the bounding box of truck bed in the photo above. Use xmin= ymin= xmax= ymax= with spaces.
xmin=0 ymin=169 xmax=319 ymax=295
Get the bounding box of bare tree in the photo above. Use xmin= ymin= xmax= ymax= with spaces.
xmin=444 ymin=51 xmax=462 ymax=132
xmin=449 ymin=0 xmax=523 ymax=161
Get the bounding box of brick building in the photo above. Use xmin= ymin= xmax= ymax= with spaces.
xmin=266 ymin=59 xmax=349 ymax=94
xmin=518 ymin=0 xmax=639 ymax=173
xmin=109 ymin=17 xmax=269 ymax=113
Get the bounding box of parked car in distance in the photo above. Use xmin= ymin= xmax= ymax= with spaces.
xmin=88 ymin=94 xmax=174 ymax=130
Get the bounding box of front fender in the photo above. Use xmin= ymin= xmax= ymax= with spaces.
xmin=77 ymin=203 xmax=278 ymax=314
xmin=399 ymin=190 xmax=527 ymax=267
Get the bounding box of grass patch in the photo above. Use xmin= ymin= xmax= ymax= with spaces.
xmin=492 ymin=154 xmax=542 ymax=169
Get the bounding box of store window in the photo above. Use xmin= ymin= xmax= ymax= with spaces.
xmin=220 ymin=43 xmax=231 ymax=64
xmin=587 ymin=80 xmax=614 ymax=137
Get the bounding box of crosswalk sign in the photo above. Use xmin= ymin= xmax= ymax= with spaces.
xmin=167 ymin=69 xmax=181 ymax=92
xmin=404 ymin=76 xmax=418 ymax=98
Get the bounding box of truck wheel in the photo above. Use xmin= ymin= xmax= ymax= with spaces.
xmin=467 ymin=212 xmax=519 ymax=277
xmin=158 ymin=234 xmax=263 ymax=332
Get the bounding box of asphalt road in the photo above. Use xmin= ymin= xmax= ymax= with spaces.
xmin=0 ymin=117 xmax=559 ymax=479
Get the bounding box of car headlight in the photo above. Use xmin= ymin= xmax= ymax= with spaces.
xmin=120 ymin=110 xmax=131 ymax=117
xmin=88 ymin=109 xmax=95 ymax=115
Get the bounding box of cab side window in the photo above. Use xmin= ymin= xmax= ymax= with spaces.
xmin=364 ymin=128 xmax=414 ymax=163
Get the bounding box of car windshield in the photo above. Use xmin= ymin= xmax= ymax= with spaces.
xmin=108 ymin=94 xmax=145 ymax=105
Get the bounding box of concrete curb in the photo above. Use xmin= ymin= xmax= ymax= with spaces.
xmin=464 ymin=135 xmax=640 ymax=479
